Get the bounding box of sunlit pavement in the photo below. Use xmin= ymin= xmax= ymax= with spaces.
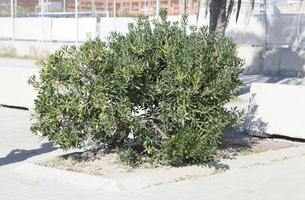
xmin=1 ymin=58 xmax=305 ymax=200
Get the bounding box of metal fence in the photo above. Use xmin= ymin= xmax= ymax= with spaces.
xmin=221 ymin=0 xmax=305 ymax=47
xmin=1 ymin=0 xmax=305 ymax=47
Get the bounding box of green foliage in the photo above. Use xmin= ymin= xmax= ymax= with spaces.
xmin=239 ymin=147 xmax=268 ymax=156
xmin=118 ymin=147 xmax=141 ymax=167
xmin=29 ymin=11 xmax=244 ymax=166
xmin=118 ymin=10 xmax=136 ymax=17
xmin=160 ymin=128 xmax=221 ymax=166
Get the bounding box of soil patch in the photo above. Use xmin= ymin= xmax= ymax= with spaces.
xmin=39 ymin=132 xmax=304 ymax=179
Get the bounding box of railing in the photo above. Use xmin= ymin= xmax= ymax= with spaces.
xmin=1 ymin=0 xmax=305 ymax=48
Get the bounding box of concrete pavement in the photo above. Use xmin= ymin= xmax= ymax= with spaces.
xmin=0 ymin=58 xmax=38 ymax=108
xmin=2 ymin=155 xmax=305 ymax=200
xmin=0 ymin=106 xmax=116 ymax=200
xmin=127 ymin=155 xmax=305 ymax=200
xmin=1 ymin=105 xmax=305 ymax=199
xmin=1 ymin=58 xmax=305 ymax=199
xmin=1 ymin=57 xmax=305 ymax=109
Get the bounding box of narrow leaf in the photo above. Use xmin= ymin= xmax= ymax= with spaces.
xmin=244 ymin=0 xmax=255 ymax=27
xmin=225 ymin=0 xmax=235 ymax=30
xmin=236 ymin=0 xmax=242 ymax=23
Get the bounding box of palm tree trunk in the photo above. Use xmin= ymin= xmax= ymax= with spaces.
xmin=209 ymin=0 xmax=227 ymax=36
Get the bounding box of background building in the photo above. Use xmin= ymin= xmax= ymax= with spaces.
xmin=13 ymin=0 xmax=198 ymax=16
xmin=66 ymin=0 xmax=198 ymax=16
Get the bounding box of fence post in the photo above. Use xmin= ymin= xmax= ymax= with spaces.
xmin=41 ymin=0 xmax=45 ymax=42
xmin=95 ymin=16 xmax=100 ymax=38
xmin=297 ymin=8 xmax=301 ymax=47
xmin=63 ymin=0 xmax=66 ymax=13
xmin=188 ymin=0 xmax=190 ymax=14
xmin=156 ymin=0 xmax=159 ymax=17
xmin=263 ymin=0 xmax=267 ymax=48
xmin=11 ymin=0 xmax=15 ymax=41
xmin=106 ymin=0 xmax=108 ymax=15
xmin=75 ymin=0 xmax=79 ymax=45
xmin=114 ymin=0 xmax=116 ymax=17
xmin=92 ymin=0 xmax=95 ymax=13
xmin=14 ymin=0 xmax=17 ymax=17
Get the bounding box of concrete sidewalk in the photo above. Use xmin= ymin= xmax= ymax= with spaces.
xmin=1 ymin=57 xmax=305 ymax=109
xmin=0 ymin=58 xmax=39 ymax=108
xmin=1 ymin=106 xmax=305 ymax=200
xmin=2 ymin=155 xmax=305 ymax=200
xmin=1 ymin=58 xmax=305 ymax=199
xmin=128 ymin=155 xmax=305 ymax=200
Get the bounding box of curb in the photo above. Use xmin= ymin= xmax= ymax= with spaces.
xmin=13 ymin=162 xmax=215 ymax=192
xmin=14 ymin=145 xmax=305 ymax=192
xmin=14 ymin=163 xmax=120 ymax=192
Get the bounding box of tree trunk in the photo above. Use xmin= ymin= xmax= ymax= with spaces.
xmin=209 ymin=0 xmax=227 ymax=36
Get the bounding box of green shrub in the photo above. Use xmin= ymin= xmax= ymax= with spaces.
xmin=118 ymin=147 xmax=141 ymax=167
xmin=29 ymin=11 xmax=244 ymax=166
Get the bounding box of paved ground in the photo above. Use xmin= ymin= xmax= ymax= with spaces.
xmin=0 ymin=58 xmax=38 ymax=70
xmin=1 ymin=58 xmax=305 ymax=199
xmin=0 ymin=58 xmax=38 ymax=108
xmin=1 ymin=106 xmax=305 ymax=200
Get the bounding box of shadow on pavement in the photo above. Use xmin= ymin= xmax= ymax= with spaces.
xmin=208 ymin=126 xmax=262 ymax=171
xmin=0 ymin=142 xmax=58 ymax=167
xmin=239 ymin=74 xmax=305 ymax=96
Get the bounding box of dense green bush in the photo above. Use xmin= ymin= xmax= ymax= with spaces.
xmin=29 ymin=11 xmax=244 ymax=166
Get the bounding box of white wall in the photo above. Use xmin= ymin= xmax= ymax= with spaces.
xmin=1 ymin=15 xmax=209 ymax=42
xmin=1 ymin=17 xmax=96 ymax=42
xmin=0 ymin=18 xmax=12 ymax=39
xmin=99 ymin=17 xmax=134 ymax=40
xmin=98 ymin=15 xmax=209 ymax=40
xmin=51 ymin=17 xmax=96 ymax=41
xmin=15 ymin=18 xmax=52 ymax=41
xmin=1 ymin=16 xmax=305 ymax=76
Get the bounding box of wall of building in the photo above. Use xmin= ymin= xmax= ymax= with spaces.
xmin=14 ymin=0 xmax=198 ymax=16
xmin=66 ymin=0 xmax=198 ymax=16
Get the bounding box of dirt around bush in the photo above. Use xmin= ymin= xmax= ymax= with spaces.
xmin=39 ymin=132 xmax=304 ymax=180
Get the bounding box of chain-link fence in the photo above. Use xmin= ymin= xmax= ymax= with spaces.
xmin=0 ymin=0 xmax=305 ymax=47
xmin=226 ymin=0 xmax=305 ymax=47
